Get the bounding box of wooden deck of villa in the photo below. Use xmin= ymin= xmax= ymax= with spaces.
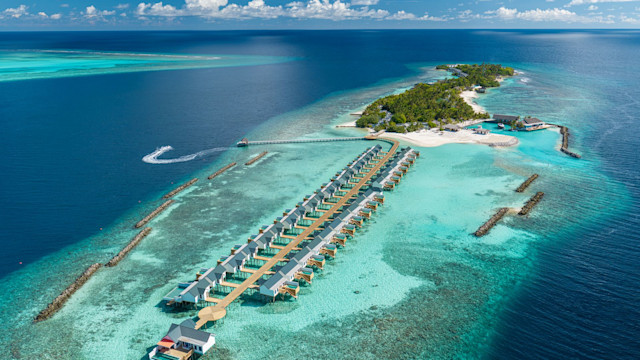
xmin=195 ymin=137 xmax=399 ymax=329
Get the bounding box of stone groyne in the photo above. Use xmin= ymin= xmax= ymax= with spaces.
xmin=559 ymin=126 xmax=581 ymax=158
xmin=208 ymin=162 xmax=237 ymax=180
xmin=245 ymin=151 xmax=268 ymax=166
xmin=34 ymin=263 xmax=102 ymax=322
xmin=516 ymin=174 xmax=539 ymax=193
xmin=474 ymin=207 xmax=509 ymax=237
xmin=105 ymin=227 xmax=153 ymax=267
xmin=163 ymin=178 xmax=198 ymax=199
xmin=518 ymin=192 xmax=545 ymax=216
xmin=135 ymin=200 xmax=174 ymax=229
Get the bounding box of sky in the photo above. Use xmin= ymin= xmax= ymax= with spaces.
xmin=1 ymin=0 xmax=640 ymax=30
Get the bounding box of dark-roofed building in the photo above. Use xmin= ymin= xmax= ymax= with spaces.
xmin=444 ymin=124 xmax=460 ymax=132
xmin=520 ymin=117 xmax=547 ymax=131
xmin=492 ymin=114 xmax=520 ymax=123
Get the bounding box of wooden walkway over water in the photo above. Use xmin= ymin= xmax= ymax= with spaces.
xmin=237 ymin=137 xmax=366 ymax=147
xmin=195 ymin=137 xmax=399 ymax=329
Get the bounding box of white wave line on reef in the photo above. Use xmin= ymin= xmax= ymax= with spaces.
xmin=142 ymin=145 xmax=229 ymax=164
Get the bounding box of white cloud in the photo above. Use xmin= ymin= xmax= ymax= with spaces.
xmin=85 ymin=5 xmax=116 ymax=19
xmin=136 ymin=0 xmax=398 ymax=20
xmin=37 ymin=11 xmax=48 ymax=18
xmin=387 ymin=10 xmax=416 ymax=20
xmin=486 ymin=6 xmax=580 ymax=21
xmin=50 ymin=13 xmax=62 ymax=19
xmin=621 ymin=14 xmax=640 ymax=21
xmin=137 ymin=2 xmax=182 ymax=16
xmin=2 ymin=5 xmax=29 ymax=19
xmin=588 ymin=4 xmax=599 ymax=9
xmin=351 ymin=0 xmax=379 ymax=5
xmin=116 ymin=4 xmax=130 ymax=9
xmin=485 ymin=6 xmax=616 ymax=22
xmin=566 ymin=0 xmax=634 ymax=7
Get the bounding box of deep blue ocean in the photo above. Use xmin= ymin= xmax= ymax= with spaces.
xmin=1 ymin=30 xmax=639 ymax=359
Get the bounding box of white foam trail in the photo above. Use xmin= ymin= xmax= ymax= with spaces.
xmin=142 ymin=145 xmax=229 ymax=164
xmin=520 ymin=77 xmax=531 ymax=84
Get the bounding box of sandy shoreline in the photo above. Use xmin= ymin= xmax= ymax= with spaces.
xmin=378 ymin=128 xmax=518 ymax=148
xmin=460 ymin=90 xmax=486 ymax=113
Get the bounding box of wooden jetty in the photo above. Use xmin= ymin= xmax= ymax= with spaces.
xmin=245 ymin=151 xmax=268 ymax=166
xmin=516 ymin=174 xmax=539 ymax=193
xmin=34 ymin=263 xmax=102 ymax=322
xmin=474 ymin=208 xmax=509 ymax=237
xmin=135 ymin=200 xmax=174 ymax=228
xmin=105 ymin=227 xmax=153 ymax=267
xmin=163 ymin=178 xmax=198 ymax=199
xmin=519 ymin=192 xmax=545 ymax=216
xmin=237 ymin=136 xmax=366 ymax=147
xmin=208 ymin=162 xmax=236 ymax=180
xmin=194 ymin=138 xmax=401 ymax=329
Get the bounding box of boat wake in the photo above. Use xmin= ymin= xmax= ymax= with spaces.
xmin=142 ymin=145 xmax=230 ymax=164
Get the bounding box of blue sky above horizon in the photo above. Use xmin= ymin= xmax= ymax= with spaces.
xmin=1 ymin=0 xmax=640 ymax=30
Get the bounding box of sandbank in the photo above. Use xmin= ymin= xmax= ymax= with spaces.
xmin=381 ymin=128 xmax=519 ymax=148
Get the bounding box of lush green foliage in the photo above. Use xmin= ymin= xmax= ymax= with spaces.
xmin=357 ymin=63 xmax=513 ymax=132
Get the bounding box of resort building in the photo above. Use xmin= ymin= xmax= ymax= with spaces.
xmin=474 ymin=126 xmax=490 ymax=135
xmin=148 ymin=319 xmax=215 ymax=360
xmin=444 ymin=124 xmax=460 ymax=132
xmin=519 ymin=117 xmax=548 ymax=131
xmin=152 ymin=143 xmax=420 ymax=356
xmin=491 ymin=114 xmax=520 ymax=123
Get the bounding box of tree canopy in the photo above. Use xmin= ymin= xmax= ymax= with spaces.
xmin=357 ymin=63 xmax=514 ymax=132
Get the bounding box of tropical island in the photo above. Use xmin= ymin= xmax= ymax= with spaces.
xmin=352 ymin=63 xmax=520 ymax=147
xmin=357 ymin=63 xmax=513 ymax=132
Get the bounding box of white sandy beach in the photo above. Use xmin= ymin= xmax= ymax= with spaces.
xmin=460 ymin=90 xmax=486 ymax=113
xmin=381 ymin=128 xmax=518 ymax=148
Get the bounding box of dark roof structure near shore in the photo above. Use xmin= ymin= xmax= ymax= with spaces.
xmin=523 ymin=117 xmax=544 ymax=125
xmin=493 ymin=114 xmax=520 ymax=122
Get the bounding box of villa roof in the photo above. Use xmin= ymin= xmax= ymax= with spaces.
xmin=523 ymin=117 xmax=544 ymax=125
xmin=165 ymin=323 xmax=213 ymax=347
xmin=493 ymin=114 xmax=520 ymax=121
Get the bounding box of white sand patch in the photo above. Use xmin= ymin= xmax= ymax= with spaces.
xmin=382 ymin=128 xmax=519 ymax=148
xmin=460 ymin=90 xmax=486 ymax=113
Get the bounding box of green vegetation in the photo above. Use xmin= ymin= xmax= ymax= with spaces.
xmin=357 ymin=63 xmax=514 ymax=132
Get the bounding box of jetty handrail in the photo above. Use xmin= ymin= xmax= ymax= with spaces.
xmin=238 ymin=136 xmax=367 ymax=147
xmin=195 ymin=137 xmax=399 ymax=328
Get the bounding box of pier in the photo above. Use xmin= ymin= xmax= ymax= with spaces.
xmin=208 ymin=162 xmax=236 ymax=180
xmin=163 ymin=178 xmax=198 ymax=199
xmin=516 ymin=174 xmax=539 ymax=193
xmin=237 ymin=136 xmax=366 ymax=147
xmin=135 ymin=200 xmax=174 ymax=228
xmin=195 ymin=141 xmax=404 ymax=328
xmin=245 ymin=151 xmax=268 ymax=166
xmin=519 ymin=192 xmax=545 ymax=216
xmin=34 ymin=263 xmax=102 ymax=322
xmin=474 ymin=208 xmax=509 ymax=237
xmin=105 ymin=227 xmax=152 ymax=267
xmin=154 ymin=138 xmax=421 ymax=337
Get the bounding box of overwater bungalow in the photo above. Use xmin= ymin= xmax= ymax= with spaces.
xmin=148 ymin=319 xmax=215 ymax=360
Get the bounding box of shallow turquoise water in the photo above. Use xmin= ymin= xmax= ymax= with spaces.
xmin=0 ymin=50 xmax=293 ymax=82
xmin=1 ymin=58 xmax=631 ymax=359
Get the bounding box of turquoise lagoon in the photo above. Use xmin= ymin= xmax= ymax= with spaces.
xmin=0 ymin=50 xmax=293 ymax=82
xmin=1 ymin=55 xmax=631 ymax=359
